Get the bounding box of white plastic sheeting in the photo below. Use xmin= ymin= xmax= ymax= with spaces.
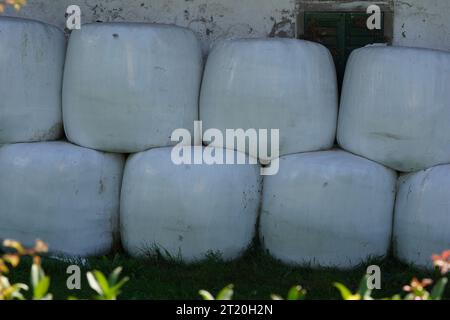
xmin=338 ymin=46 xmax=450 ymax=172
xmin=200 ymin=38 xmax=338 ymax=161
xmin=0 ymin=17 xmax=65 ymax=144
xmin=0 ymin=142 xmax=124 ymax=257
xmin=121 ymin=146 xmax=262 ymax=262
xmin=394 ymin=165 xmax=450 ymax=269
xmin=260 ymin=150 xmax=397 ymax=268
xmin=63 ymin=23 xmax=203 ymax=153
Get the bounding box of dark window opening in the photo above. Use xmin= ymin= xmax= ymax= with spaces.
xmin=300 ymin=12 xmax=389 ymax=89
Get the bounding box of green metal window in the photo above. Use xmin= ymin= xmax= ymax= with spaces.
xmin=303 ymin=12 xmax=386 ymax=87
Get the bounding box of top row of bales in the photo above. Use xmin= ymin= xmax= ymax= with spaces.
xmin=1 ymin=17 xmax=450 ymax=172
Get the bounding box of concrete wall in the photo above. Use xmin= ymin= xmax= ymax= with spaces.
xmin=393 ymin=0 xmax=450 ymax=51
xmin=3 ymin=0 xmax=450 ymax=52
xmin=2 ymin=0 xmax=297 ymax=54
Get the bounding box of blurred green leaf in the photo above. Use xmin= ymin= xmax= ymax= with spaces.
xmin=199 ymin=290 xmax=215 ymax=300
xmin=430 ymin=278 xmax=448 ymax=300
xmin=108 ymin=267 xmax=122 ymax=285
xmin=31 ymin=264 xmax=45 ymax=290
xmin=216 ymin=285 xmax=234 ymax=300
xmin=86 ymin=271 xmax=103 ymax=296
xmin=357 ymin=275 xmax=372 ymax=300
xmin=93 ymin=270 xmax=110 ymax=296
xmin=334 ymin=282 xmax=354 ymax=300
xmin=287 ymin=285 xmax=306 ymax=300
xmin=33 ymin=276 xmax=50 ymax=300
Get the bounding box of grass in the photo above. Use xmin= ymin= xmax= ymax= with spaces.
xmin=8 ymin=243 xmax=449 ymax=300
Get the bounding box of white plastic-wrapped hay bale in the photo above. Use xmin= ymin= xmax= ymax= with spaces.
xmin=338 ymin=46 xmax=450 ymax=172
xmin=0 ymin=17 xmax=65 ymax=144
xmin=63 ymin=23 xmax=203 ymax=153
xmin=0 ymin=142 xmax=124 ymax=257
xmin=200 ymin=38 xmax=338 ymax=161
xmin=394 ymin=165 xmax=450 ymax=269
xmin=121 ymin=146 xmax=262 ymax=261
xmin=260 ymin=150 xmax=397 ymax=268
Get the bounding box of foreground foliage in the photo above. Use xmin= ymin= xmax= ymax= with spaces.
xmin=1 ymin=240 xmax=449 ymax=300
xmin=0 ymin=240 xmax=128 ymax=300
xmin=200 ymin=250 xmax=449 ymax=301
xmin=0 ymin=0 xmax=26 ymax=13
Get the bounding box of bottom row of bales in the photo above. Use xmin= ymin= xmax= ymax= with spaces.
xmin=0 ymin=142 xmax=449 ymax=270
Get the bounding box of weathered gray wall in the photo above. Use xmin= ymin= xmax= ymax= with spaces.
xmin=3 ymin=0 xmax=298 ymax=54
xmin=393 ymin=0 xmax=450 ymax=51
xmin=3 ymin=0 xmax=450 ymax=52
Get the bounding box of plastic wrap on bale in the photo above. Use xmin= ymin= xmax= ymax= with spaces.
xmin=0 ymin=142 xmax=124 ymax=257
xmin=63 ymin=23 xmax=203 ymax=153
xmin=120 ymin=146 xmax=262 ymax=262
xmin=260 ymin=150 xmax=397 ymax=269
xmin=394 ymin=165 xmax=450 ymax=269
xmin=338 ymin=46 xmax=450 ymax=172
xmin=200 ymin=38 xmax=338 ymax=161
xmin=0 ymin=17 xmax=65 ymax=144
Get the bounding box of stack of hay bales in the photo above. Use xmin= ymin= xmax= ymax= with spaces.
xmin=61 ymin=23 xmax=259 ymax=261
xmin=1 ymin=16 xmax=449 ymax=268
xmin=338 ymin=46 xmax=450 ymax=269
xmin=1 ymin=18 xmax=261 ymax=260
xmin=200 ymin=38 xmax=398 ymax=268
xmin=0 ymin=17 xmax=125 ymax=257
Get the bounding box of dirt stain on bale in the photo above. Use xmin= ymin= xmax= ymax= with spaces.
xmin=370 ymin=132 xmax=411 ymax=140
xmin=32 ymin=122 xmax=63 ymax=141
xmin=98 ymin=179 xmax=105 ymax=194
